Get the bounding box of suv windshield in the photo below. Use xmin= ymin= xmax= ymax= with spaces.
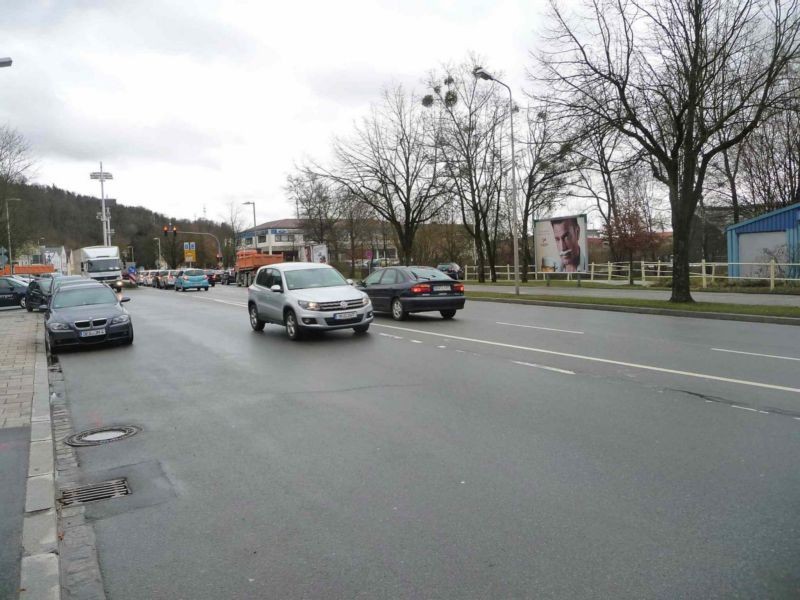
xmin=53 ymin=287 xmax=117 ymax=309
xmin=284 ymin=268 xmax=347 ymax=290
xmin=87 ymin=259 xmax=120 ymax=272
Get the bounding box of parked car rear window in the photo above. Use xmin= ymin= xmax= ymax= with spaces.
xmin=284 ymin=268 xmax=347 ymax=290
xmin=408 ymin=267 xmax=452 ymax=281
xmin=185 ymin=269 xmax=204 ymax=276
xmin=52 ymin=287 xmax=117 ymax=308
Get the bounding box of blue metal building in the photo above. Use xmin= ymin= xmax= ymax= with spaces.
xmin=726 ymin=203 xmax=800 ymax=278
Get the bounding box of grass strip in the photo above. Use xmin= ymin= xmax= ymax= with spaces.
xmin=465 ymin=290 xmax=800 ymax=319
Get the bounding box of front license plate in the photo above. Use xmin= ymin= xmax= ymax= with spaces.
xmin=433 ymin=285 xmax=451 ymax=292
xmin=334 ymin=311 xmax=357 ymax=320
xmin=80 ymin=329 xmax=106 ymax=338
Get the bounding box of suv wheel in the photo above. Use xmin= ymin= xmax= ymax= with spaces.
xmin=285 ymin=310 xmax=303 ymax=341
xmin=249 ymin=304 xmax=265 ymax=331
xmin=391 ymin=298 xmax=407 ymax=321
xmin=353 ymin=323 xmax=370 ymax=334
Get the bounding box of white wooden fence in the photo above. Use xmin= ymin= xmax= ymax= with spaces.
xmin=464 ymin=260 xmax=800 ymax=290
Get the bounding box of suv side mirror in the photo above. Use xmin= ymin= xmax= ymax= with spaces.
xmin=120 ymin=297 xmax=131 ymax=303
xmin=346 ymin=278 xmax=354 ymax=286
xmin=270 ymin=284 xmax=282 ymax=293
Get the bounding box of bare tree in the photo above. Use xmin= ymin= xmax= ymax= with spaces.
xmin=220 ymin=200 xmax=245 ymax=267
xmin=538 ymin=0 xmax=800 ymax=302
xmin=287 ymin=171 xmax=342 ymax=249
xmin=314 ymin=87 xmax=446 ymax=264
xmin=423 ymin=61 xmax=509 ymax=281
xmin=518 ymin=106 xmax=582 ymax=280
xmin=0 ymin=126 xmax=35 ymax=262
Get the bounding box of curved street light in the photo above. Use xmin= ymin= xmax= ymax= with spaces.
xmin=473 ymin=66 xmax=521 ymax=296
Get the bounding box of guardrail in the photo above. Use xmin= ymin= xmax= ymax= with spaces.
xmin=464 ymin=260 xmax=800 ymax=290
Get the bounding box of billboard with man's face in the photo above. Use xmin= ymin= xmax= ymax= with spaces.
xmin=534 ymin=214 xmax=588 ymax=273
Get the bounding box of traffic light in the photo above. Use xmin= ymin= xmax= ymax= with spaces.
xmin=172 ymin=226 xmax=178 ymax=238
xmin=163 ymin=225 xmax=168 ymax=237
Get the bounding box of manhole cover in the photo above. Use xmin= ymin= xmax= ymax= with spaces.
xmin=65 ymin=426 xmax=140 ymax=447
xmin=59 ymin=478 xmax=130 ymax=506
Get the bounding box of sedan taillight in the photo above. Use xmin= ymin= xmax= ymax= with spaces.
xmin=453 ymin=283 xmax=464 ymax=293
xmin=410 ymin=284 xmax=431 ymax=294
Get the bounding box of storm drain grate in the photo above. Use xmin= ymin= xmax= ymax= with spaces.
xmin=65 ymin=426 xmax=140 ymax=447
xmin=59 ymin=478 xmax=130 ymax=506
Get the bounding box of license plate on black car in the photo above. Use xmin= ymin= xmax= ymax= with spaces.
xmin=433 ymin=285 xmax=450 ymax=292
xmin=334 ymin=312 xmax=357 ymax=320
xmin=80 ymin=329 xmax=106 ymax=337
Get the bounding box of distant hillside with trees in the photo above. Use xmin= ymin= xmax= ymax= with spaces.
xmin=3 ymin=181 xmax=236 ymax=268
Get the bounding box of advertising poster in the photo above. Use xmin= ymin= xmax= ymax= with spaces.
xmin=311 ymin=244 xmax=328 ymax=264
xmin=534 ymin=214 xmax=588 ymax=273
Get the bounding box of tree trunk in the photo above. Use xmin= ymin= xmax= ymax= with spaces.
xmin=670 ymin=201 xmax=694 ymax=303
xmin=628 ymin=252 xmax=634 ymax=286
xmin=521 ymin=217 xmax=531 ymax=283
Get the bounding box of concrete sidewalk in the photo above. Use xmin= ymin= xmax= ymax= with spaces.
xmin=466 ymin=284 xmax=800 ymax=307
xmin=0 ymin=309 xmax=59 ymax=600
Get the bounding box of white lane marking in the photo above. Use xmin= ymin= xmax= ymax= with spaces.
xmin=497 ymin=321 xmax=584 ymax=335
xmin=436 ymin=345 xmax=447 ymax=349
xmin=732 ymin=405 xmax=759 ymax=413
xmin=186 ymin=295 xmax=247 ymax=308
xmin=374 ymin=323 xmax=800 ymax=395
xmin=410 ymin=340 xmax=423 ymax=344
xmin=379 ymin=333 xmax=403 ymax=340
xmin=512 ymin=361 xmax=575 ymax=375
xmin=712 ymin=348 xmax=800 ymax=362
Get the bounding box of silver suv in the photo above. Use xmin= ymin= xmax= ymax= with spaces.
xmin=247 ymin=262 xmax=373 ymax=340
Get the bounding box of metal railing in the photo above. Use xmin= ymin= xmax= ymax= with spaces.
xmin=464 ymin=259 xmax=800 ymax=290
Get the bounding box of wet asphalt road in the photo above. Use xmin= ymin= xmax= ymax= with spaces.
xmin=55 ymin=284 xmax=800 ymax=599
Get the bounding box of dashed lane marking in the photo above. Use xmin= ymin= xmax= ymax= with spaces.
xmin=497 ymin=322 xmax=584 ymax=335
xmin=711 ymin=348 xmax=800 ymax=362
xmin=512 ymin=361 xmax=576 ymax=375
xmin=373 ymin=323 xmax=800 ymax=395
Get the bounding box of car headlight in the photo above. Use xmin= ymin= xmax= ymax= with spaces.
xmin=298 ymin=300 xmax=320 ymax=311
xmin=361 ymin=296 xmax=370 ymax=306
xmin=48 ymin=322 xmax=71 ymax=331
xmin=111 ymin=314 xmax=130 ymax=324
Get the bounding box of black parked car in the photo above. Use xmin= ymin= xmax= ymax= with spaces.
xmin=358 ymin=266 xmax=465 ymax=320
xmin=26 ymin=277 xmax=55 ymax=311
xmin=0 ymin=276 xmax=29 ymax=309
xmin=436 ymin=262 xmax=464 ymax=280
xmin=45 ymin=283 xmax=133 ymax=352
xmin=221 ymin=269 xmax=236 ymax=285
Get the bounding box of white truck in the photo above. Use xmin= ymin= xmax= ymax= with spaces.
xmin=71 ymin=246 xmax=123 ymax=288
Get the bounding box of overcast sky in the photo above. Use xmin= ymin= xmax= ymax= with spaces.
xmin=1 ymin=0 xmax=550 ymax=226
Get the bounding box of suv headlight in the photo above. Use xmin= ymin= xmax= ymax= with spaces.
xmin=111 ymin=314 xmax=130 ymax=324
xmin=48 ymin=322 xmax=70 ymax=331
xmin=298 ymin=300 xmax=320 ymax=311
xmin=361 ymin=296 xmax=370 ymax=306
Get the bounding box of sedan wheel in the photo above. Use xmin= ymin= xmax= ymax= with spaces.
xmin=391 ymin=298 xmax=407 ymax=321
xmin=440 ymin=310 xmax=456 ymax=320
xmin=19 ymin=296 xmax=26 ymax=309
xmin=249 ymin=305 xmax=265 ymax=331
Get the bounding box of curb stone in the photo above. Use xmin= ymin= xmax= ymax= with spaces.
xmin=20 ymin=327 xmax=61 ymax=600
xmin=468 ymin=296 xmax=800 ymax=326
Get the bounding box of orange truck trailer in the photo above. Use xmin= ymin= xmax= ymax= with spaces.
xmin=2 ymin=264 xmax=56 ymax=276
xmin=234 ymin=250 xmax=283 ymax=286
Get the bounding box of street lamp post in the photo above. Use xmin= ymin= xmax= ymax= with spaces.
xmin=474 ymin=66 xmax=520 ymax=296
xmin=5 ymin=198 xmax=21 ymax=275
xmin=90 ymin=163 xmax=113 ymax=246
xmin=127 ymin=245 xmax=135 ymax=263
xmin=153 ymin=237 xmax=162 ymax=269
xmin=242 ymin=202 xmax=256 ymax=228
